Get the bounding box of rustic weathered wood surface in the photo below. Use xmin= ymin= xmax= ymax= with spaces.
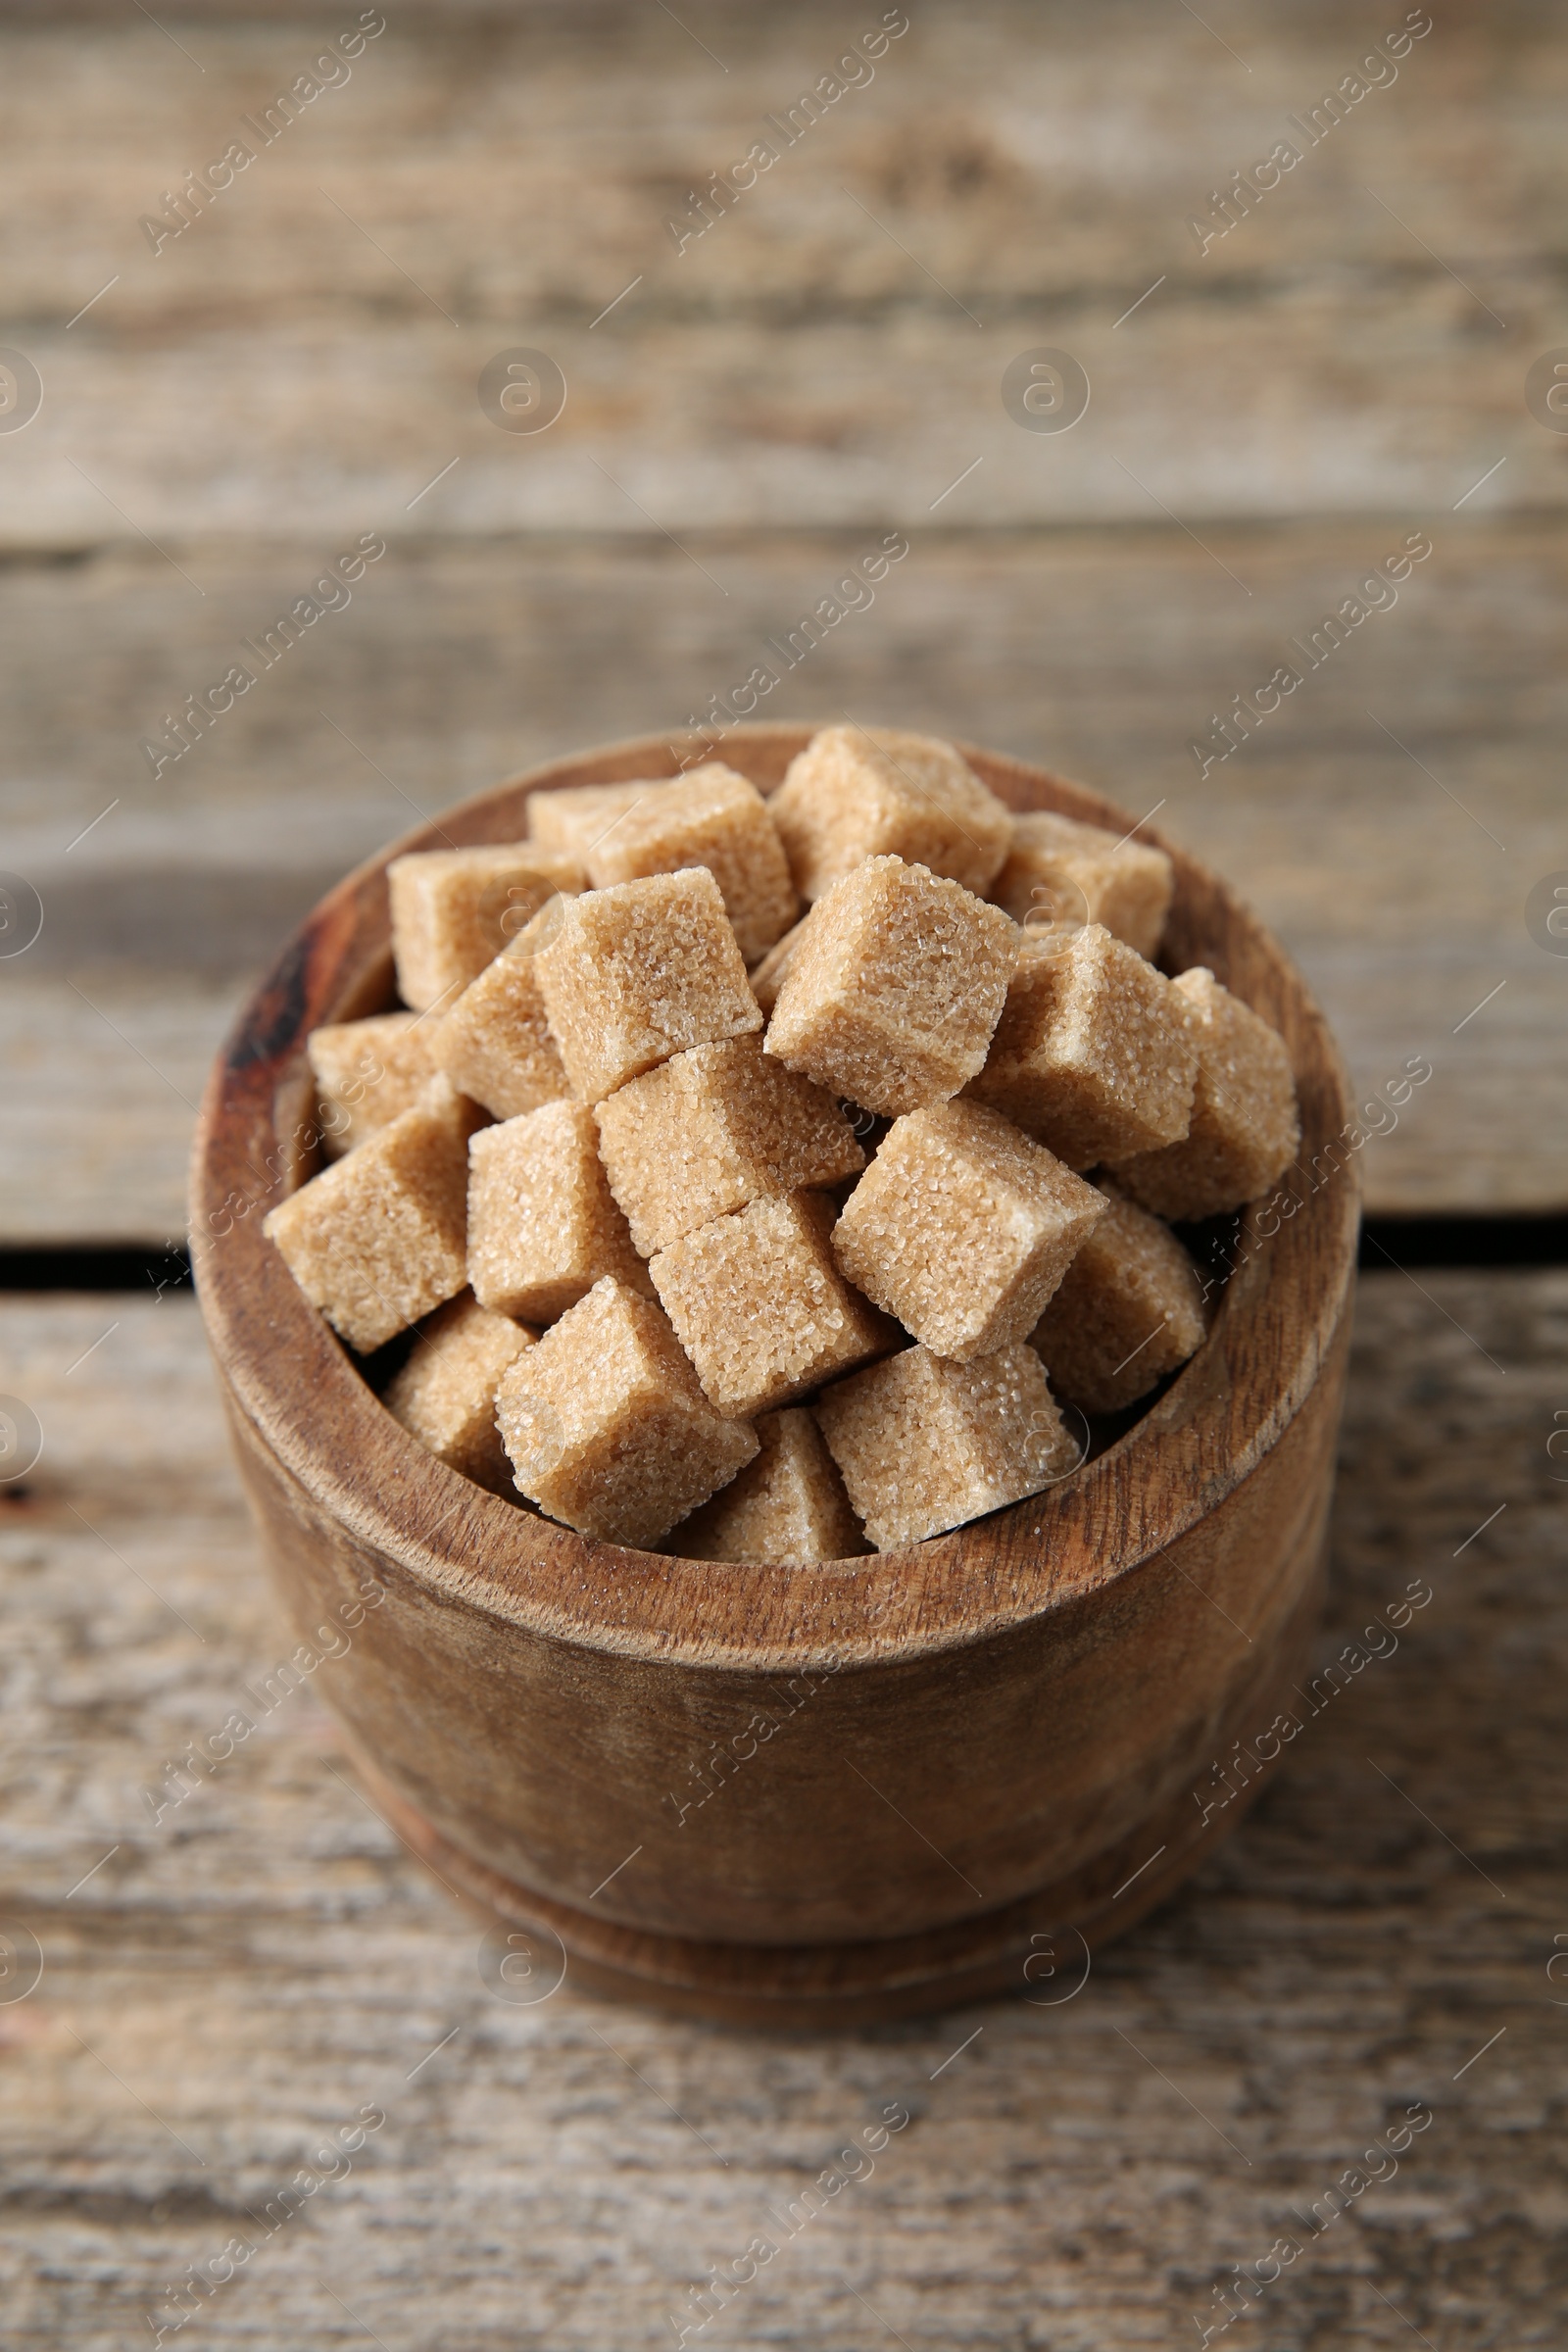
xmin=1 ymin=1272 xmax=1561 ymax=2346
xmin=3 ymin=3 xmax=1566 ymax=1236
xmin=3 ymin=2 xmax=1561 ymax=541
xmin=5 ymin=519 xmax=1566 ymax=1238
xmin=2 ymin=7 xmax=1563 ymax=2344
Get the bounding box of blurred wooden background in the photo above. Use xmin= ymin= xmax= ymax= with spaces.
xmin=2 ymin=6 xmax=1565 ymax=2347
xmin=1 ymin=0 xmax=1565 ymax=1236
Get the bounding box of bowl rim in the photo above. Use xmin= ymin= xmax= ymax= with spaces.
xmin=191 ymin=722 xmax=1358 ymax=1675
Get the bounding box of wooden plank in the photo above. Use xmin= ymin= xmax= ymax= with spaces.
xmin=0 ymin=4 xmax=1557 ymax=544
xmin=0 ymin=976 xmax=234 ymax=1250
xmin=3 ymin=520 xmax=1563 ymax=1235
xmin=0 ymin=1272 xmax=1560 ymax=2344
xmin=10 ymin=305 xmax=1551 ymax=546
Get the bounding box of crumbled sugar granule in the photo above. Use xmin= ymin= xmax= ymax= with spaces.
xmin=1113 ymin=966 xmax=1300 ymax=1219
xmin=815 ymin=1343 xmax=1080 ymax=1549
xmin=992 ymin=809 xmax=1174 ymax=959
xmin=383 ymin=1291 xmax=537 ymax=1490
xmin=649 ymin=1191 xmax=894 ymax=1421
xmin=535 ymin=866 xmax=762 ymax=1104
xmin=764 ymin=856 xmax=1017 ymax=1116
xmin=308 ymin=1010 xmax=439 ymax=1158
xmin=748 ymin=914 xmax=810 ymax=1015
xmin=432 ymin=897 xmax=571 ymax=1121
xmin=832 ymin=1100 xmax=1106 ymax=1361
xmin=965 ymin=922 xmax=1198 ymax=1167
xmin=767 ymin=724 xmax=1014 ymax=901
xmin=527 ymin=779 xmax=666 ymax=861
xmin=1028 ymin=1186 xmax=1207 ymax=1411
xmin=263 ymin=1080 xmax=478 ymax=1352
xmin=677 ymin=1407 xmax=867 ymax=1563
xmin=388 ymin=844 xmax=584 ymax=1013
xmin=495 ymin=1276 xmax=759 ymax=1546
xmin=594 ymin=1035 xmax=865 ymax=1256
xmin=467 ymin=1099 xmax=652 ymax=1324
xmin=583 ymin=762 xmax=799 ymax=964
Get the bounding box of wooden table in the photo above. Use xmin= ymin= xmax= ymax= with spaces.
xmin=2 ymin=6 xmax=1563 ymax=2344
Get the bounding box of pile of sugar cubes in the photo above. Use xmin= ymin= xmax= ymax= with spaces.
xmin=266 ymin=727 xmax=1298 ymax=1559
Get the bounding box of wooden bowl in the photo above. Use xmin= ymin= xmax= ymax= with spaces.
xmin=191 ymin=724 xmax=1358 ymax=2026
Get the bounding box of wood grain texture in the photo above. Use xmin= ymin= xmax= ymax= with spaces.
xmin=188 ymin=729 xmax=1356 ymax=1991
xmin=1 ymin=4 xmax=1558 ymax=2335
xmin=0 ymin=1270 xmax=1560 ymax=2345
xmin=3 ymin=0 xmax=1561 ymax=1233
xmin=1 ymin=2 xmax=1560 ymax=543
xmin=4 ymin=520 xmax=1563 ymax=1238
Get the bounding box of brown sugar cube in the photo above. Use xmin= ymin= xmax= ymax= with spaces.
xmin=263 ymin=1083 xmax=474 ymax=1352
xmin=383 ymin=1291 xmax=537 ymax=1491
xmin=816 ymin=1344 xmax=1080 ymax=1550
xmin=594 ymin=1035 xmax=864 ymax=1256
xmin=432 ymin=898 xmax=571 ymax=1121
xmin=748 ymin=914 xmax=809 ymax=1015
xmin=965 ymin=923 xmax=1198 ymax=1169
xmin=832 ymin=1101 xmax=1106 ymax=1362
xmin=535 ymin=866 xmax=761 ymax=1104
xmin=1028 ymin=1188 xmax=1207 ymax=1412
xmin=764 ymin=856 xmax=1016 ymax=1116
xmin=992 ymin=809 xmax=1174 ymax=959
xmin=467 ymin=1099 xmax=651 ymax=1325
xmin=583 ymin=762 xmax=799 ymax=965
xmin=677 ymin=1407 xmax=867 ymax=1564
xmin=527 ymin=779 xmax=664 ymax=861
xmin=649 ymin=1192 xmax=894 ymax=1421
xmin=495 ymin=1276 xmax=759 ymax=1545
xmin=754 ymin=918 xmax=898 ymax=1188
xmin=768 ymin=723 xmax=1013 ymax=902
xmin=307 ymin=1010 xmax=439 ymax=1158
xmin=388 ymin=843 xmax=583 ymax=1011
xmin=1113 ymin=967 xmax=1299 ymax=1219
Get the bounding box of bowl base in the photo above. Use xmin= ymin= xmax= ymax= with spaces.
xmin=352 ymin=1745 xmax=1278 ymax=2029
